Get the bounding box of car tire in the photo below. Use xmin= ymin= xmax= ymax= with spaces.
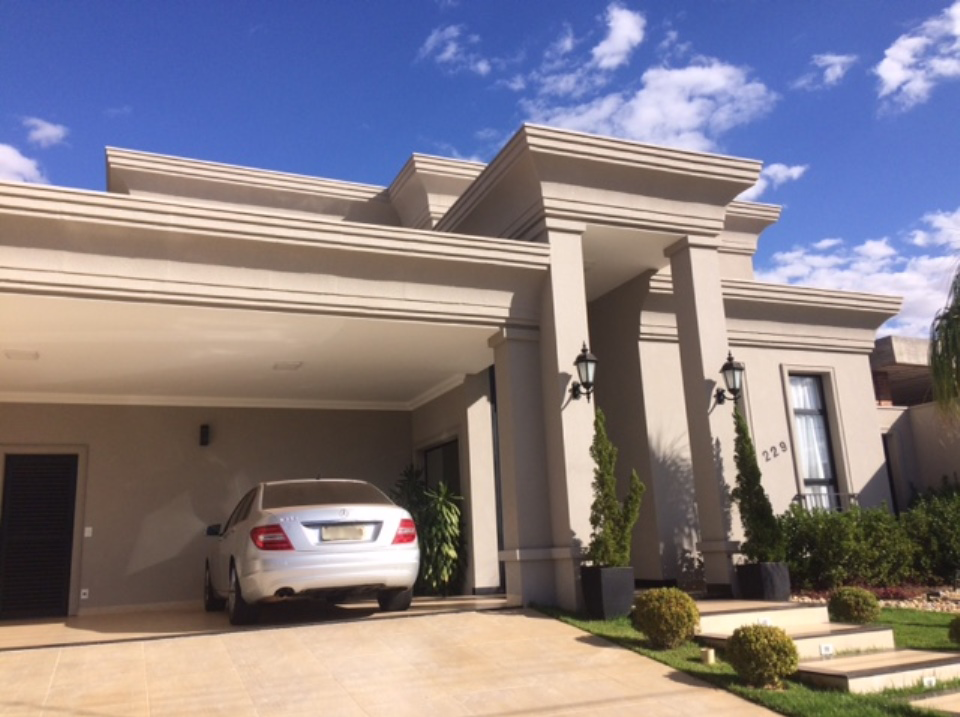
xmin=203 ymin=562 xmax=226 ymax=612
xmin=377 ymin=587 xmax=413 ymax=612
xmin=227 ymin=565 xmax=259 ymax=625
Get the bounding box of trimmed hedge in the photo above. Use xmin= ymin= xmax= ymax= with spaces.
xmin=828 ymin=587 xmax=880 ymax=624
xmin=780 ymin=504 xmax=915 ymax=590
xmin=727 ymin=624 xmax=799 ymax=689
xmin=632 ymin=588 xmax=699 ymax=649
xmin=901 ymin=487 xmax=960 ymax=585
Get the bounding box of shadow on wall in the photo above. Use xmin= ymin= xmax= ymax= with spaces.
xmin=649 ymin=434 xmax=702 ymax=589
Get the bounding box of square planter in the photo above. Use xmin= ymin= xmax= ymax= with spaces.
xmin=735 ymin=562 xmax=791 ymax=602
xmin=581 ymin=565 xmax=635 ymax=620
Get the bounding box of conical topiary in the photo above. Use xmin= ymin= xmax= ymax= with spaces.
xmin=730 ymin=406 xmax=784 ymax=563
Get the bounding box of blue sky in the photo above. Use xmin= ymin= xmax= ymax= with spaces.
xmin=2 ymin=1 xmax=959 ymax=337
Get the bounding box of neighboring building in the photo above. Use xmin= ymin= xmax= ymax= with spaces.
xmin=873 ymin=335 xmax=960 ymax=510
xmin=0 ymin=125 xmax=901 ymax=618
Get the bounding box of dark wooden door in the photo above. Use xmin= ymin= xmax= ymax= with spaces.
xmin=0 ymin=454 xmax=78 ymax=619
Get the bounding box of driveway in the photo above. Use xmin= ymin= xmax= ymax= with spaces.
xmin=0 ymin=607 xmax=776 ymax=716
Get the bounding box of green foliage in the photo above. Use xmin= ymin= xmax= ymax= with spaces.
xmin=901 ymin=488 xmax=960 ymax=585
xmin=780 ymin=504 xmax=914 ymax=590
xmin=726 ymin=624 xmax=799 ymax=689
xmin=930 ymin=267 xmax=960 ymax=418
xmin=586 ymin=409 xmax=645 ymax=568
xmin=391 ymin=465 xmax=466 ymax=596
xmin=949 ymin=616 xmax=960 ymax=646
xmin=730 ymin=407 xmax=784 ymax=563
xmin=828 ymin=587 xmax=880 ymax=624
xmin=632 ymin=587 xmax=699 ymax=649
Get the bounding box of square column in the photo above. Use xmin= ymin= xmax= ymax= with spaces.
xmin=666 ymin=236 xmax=739 ymax=595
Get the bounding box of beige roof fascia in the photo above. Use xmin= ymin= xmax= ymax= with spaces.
xmin=106 ymin=147 xmax=400 ymax=225
xmin=387 ymin=153 xmax=485 ymax=230
xmin=720 ymin=201 xmax=782 ymax=258
xmin=438 ymin=124 xmax=763 ymax=239
xmin=0 ymin=180 xmax=550 ymax=272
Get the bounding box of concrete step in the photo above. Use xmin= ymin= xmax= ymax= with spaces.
xmin=696 ymin=600 xmax=829 ymax=635
xmin=797 ymin=649 xmax=960 ymax=694
xmin=699 ymin=622 xmax=896 ymax=660
xmin=910 ymin=690 xmax=960 ymax=715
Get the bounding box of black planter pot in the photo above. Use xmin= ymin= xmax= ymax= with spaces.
xmin=735 ymin=562 xmax=791 ymax=602
xmin=581 ymin=565 xmax=635 ymax=620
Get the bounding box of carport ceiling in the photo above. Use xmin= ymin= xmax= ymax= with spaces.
xmin=0 ymin=294 xmax=498 ymax=410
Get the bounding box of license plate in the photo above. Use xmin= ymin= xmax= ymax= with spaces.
xmin=321 ymin=524 xmax=365 ymax=541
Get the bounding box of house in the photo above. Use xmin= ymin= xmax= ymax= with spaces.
xmin=0 ymin=124 xmax=901 ymax=618
xmin=873 ymin=334 xmax=960 ymax=510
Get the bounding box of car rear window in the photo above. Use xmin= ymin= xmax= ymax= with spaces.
xmin=261 ymin=481 xmax=393 ymax=509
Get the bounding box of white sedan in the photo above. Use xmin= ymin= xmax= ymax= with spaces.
xmin=203 ymin=479 xmax=419 ymax=624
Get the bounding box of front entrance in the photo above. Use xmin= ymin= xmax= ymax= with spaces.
xmin=0 ymin=454 xmax=78 ymax=619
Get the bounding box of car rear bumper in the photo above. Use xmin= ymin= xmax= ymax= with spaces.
xmin=239 ymin=549 xmax=420 ymax=603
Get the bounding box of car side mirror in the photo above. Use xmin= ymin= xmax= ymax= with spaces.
xmin=206 ymin=523 xmax=222 ymax=537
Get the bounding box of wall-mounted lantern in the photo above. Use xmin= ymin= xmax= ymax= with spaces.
xmin=714 ymin=351 xmax=745 ymax=405
xmin=570 ymin=343 xmax=598 ymax=402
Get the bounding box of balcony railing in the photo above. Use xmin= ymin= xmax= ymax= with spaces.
xmin=792 ymin=491 xmax=859 ymax=512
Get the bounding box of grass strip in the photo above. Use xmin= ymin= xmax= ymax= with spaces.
xmin=541 ymin=606 xmax=959 ymax=717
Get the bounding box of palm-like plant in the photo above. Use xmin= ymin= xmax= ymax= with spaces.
xmin=930 ymin=267 xmax=960 ymax=417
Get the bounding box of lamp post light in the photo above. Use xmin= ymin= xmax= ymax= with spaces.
xmin=714 ymin=351 xmax=745 ymax=405
xmin=570 ymin=343 xmax=598 ymax=402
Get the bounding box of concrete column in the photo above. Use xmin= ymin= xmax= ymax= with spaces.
xmin=666 ymin=236 xmax=739 ymax=595
xmin=488 ymin=328 xmax=556 ymax=605
xmin=537 ymin=228 xmax=596 ymax=610
xmin=460 ymin=370 xmax=501 ymax=593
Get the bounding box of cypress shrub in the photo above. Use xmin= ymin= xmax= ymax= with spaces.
xmin=730 ymin=407 xmax=784 ymax=563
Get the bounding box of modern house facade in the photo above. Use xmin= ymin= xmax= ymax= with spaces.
xmin=0 ymin=125 xmax=901 ymax=618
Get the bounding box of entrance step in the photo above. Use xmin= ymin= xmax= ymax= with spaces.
xmin=697 ymin=600 xmax=829 ymax=635
xmin=699 ymin=623 xmax=895 ymax=660
xmin=797 ymin=649 xmax=960 ymax=694
xmin=910 ymin=690 xmax=960 ymax=715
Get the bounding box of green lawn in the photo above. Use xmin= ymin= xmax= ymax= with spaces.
xmin=544 ymin=606 xmax=960 ymax=717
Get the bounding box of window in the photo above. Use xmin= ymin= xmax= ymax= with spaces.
xmin=789 ymin=375 xmax=840 ymax=510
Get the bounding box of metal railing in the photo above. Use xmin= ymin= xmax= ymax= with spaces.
xmin=792 ymin=491 xmax=859 ymax=512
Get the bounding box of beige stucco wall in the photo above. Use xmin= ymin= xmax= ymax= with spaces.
xmin=905 ymin=403 xmax=960 ymax=492
xmin=411 ymin=372 xmax=501 ymax=594
xmin=0 ymin=403 xmax=411 ymax=613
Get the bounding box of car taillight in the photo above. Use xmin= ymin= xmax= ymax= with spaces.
xmin=392 ymin=518 xmax=417 ymax=544
xmin=251 ymin=525 xmax=294 ymax=550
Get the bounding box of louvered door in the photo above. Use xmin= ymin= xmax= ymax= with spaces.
xmin=0 ymin=454 xmax=78 ymax=619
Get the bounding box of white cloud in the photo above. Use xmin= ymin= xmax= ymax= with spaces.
xmin=757 ymin=207 xmax=960 ymax=337
xmin=525 ymin=60 xmax=777 ymax=152
xmin=22 ymin=117 xmax=68 ymax=148
xmin=417 ymin=24 xmax=492 ymax=76
xmin=793 ymin=53 xmax=858 ymax=90
xmin=909 ymin=206 xmax=960 ymax=249
xmin=875 ymin=1 xmax=960 ymax=110
xmin=737 ymin=162 xmax=808 ymax=202
xmin=0 ymin=144 xmax=47 ymax=183
xmin=591 ymin=4 xmax=646 ymax=70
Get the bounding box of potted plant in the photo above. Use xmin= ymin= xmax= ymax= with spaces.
xmin=730 ymin=406 xmax=790 ymax=601
xmin=581 ymin=409 xmax=645 ymax=619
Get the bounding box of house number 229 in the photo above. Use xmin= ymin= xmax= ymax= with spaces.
xmin=762 ymin=442 xmax=789 ymax=462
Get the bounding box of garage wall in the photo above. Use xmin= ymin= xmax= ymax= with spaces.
xmin=0 ymin=403 xmax=411 ymax=612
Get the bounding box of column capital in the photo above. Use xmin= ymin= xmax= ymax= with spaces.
xmin=488 ymin=327 xmax=540 ymax=349
xmin=664 ymin=234 xmax=723 ymax=258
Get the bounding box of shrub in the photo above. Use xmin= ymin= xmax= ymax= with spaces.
xmin=828 ymin=587 xmax=880 ymax=624
xmin=730 ymin=407 xmax=784 ymax=563
xmin=586 ymin=409 xmax=645 ymax=567
xmin=781 ymin=504 xmax=914 ymax=590
xmin=950 ymin=616 xmax=960 ymax=646
xmin=632 ymin=588 xmax=699 ymax=649
xmin=726 ymin=624 xmax=799 ymax=689
xmin=901 ymin=488 xmax=960 ymax=585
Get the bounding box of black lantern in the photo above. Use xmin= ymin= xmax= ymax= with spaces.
xmin=714 ymin=351 xmax=745 ymax=405
xmin=570 ymin=343 xmax=598 ymax=402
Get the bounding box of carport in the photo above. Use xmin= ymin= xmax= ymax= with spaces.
xmin=0 ymin=175 xmax=549 ymax=617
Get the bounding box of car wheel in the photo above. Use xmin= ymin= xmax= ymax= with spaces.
xmin=377 ymin=587 xmax=413 ymax=612
xmin=227 ymin=564 xmax=259 ymax=625
xmin=203 ymin=562 xmax=226 ymax=612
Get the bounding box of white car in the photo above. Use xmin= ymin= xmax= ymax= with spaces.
xmin=203 ymin=479 xmax=419 ymax=624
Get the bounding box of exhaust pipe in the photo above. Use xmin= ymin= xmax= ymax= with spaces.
xmin=274 ymin=587 xmax=295 ymax=598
